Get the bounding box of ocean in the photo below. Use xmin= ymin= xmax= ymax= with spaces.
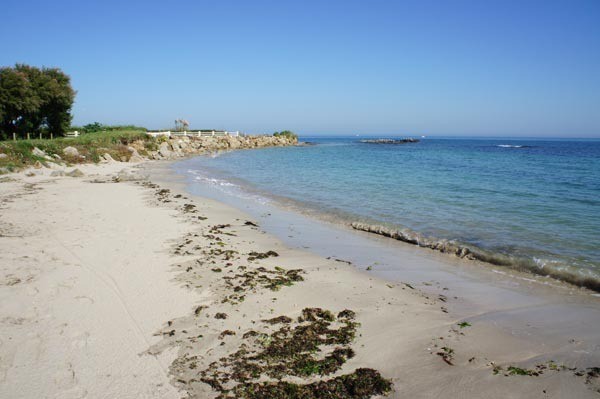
xmin=173 ymin=137 xmax=600 ymax=291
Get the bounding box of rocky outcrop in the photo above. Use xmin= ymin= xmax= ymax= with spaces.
xmin=359 ymin=138 xmax=419 ymax=144
xmin=26 ymin=134 xmax=298 ymax=167
xmin=146 ymin=135 xmax=297 ymax=162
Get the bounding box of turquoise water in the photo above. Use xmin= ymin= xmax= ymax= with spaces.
xmin=175 ymin=137 xmax=600 ymax=290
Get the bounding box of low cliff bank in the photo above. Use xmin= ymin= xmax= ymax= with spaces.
xmin=0 ymin=133 xmax=298 ymax=173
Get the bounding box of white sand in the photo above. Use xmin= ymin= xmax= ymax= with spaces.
xmin=1 ymin=161 xmax=598 ymax=398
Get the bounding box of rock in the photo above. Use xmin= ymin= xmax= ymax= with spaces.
xmin=0 ymin=153 xmax=7 ymax=159
xmin=126 ymin=147 xmax=144 ymax=162
xmin=63 ymin=146 xmax=79 ymax=157
xmin=66 ymin=168 xmax=84 ymax=177
xmin=101 ymin=153 xmax=115 ymax=163
xmin=129 ymin=154 xmax=144 ymax=163
xmin=51 ymin=170 xmax=65 ymax=177
xmin=33 ymin=161 xmax=44 ymax=169
xmin=158 ymin=142 xmax=173 ymax=158
xmin=360 ymin=138 xmax=420 ymax=144
xmin=32 ymin=147 xmax=46 ymax=157
xmin=53 ymin=154 xmax=62 ymax=160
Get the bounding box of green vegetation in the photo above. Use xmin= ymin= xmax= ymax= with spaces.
xmin=70 ymin=122 xmax=147 ymax=133
xmin=0 ymin=64 xmax=75 ymax=139
xmin=457 ymin=322 xmax=472 ymax=328
xmin=273 ymin=130 xmax=298 ymax=140
xmin=0 ymin=130 xmax=155 ymax=173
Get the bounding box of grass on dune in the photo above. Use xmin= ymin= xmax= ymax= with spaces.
xmin=0 ymin=130 xmax=156 ymax=172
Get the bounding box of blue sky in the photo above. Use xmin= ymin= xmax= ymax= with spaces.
xmin=2 ymin=0 xmax=599 ymax=137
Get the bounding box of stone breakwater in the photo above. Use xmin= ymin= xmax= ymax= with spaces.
xmin=350 ymin=222 xmax=600 ymax=292
xmin=146 ymin=135 xmax=298 ymax=161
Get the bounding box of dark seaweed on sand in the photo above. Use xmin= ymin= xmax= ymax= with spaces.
xmin=193 ymin=308 xmax=392 ymax=399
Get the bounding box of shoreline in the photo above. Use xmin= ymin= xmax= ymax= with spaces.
xmin=1 ymin=159 xmax=599 ymax=398
xmin=170 ymin=138 xmax=600 ymax=294
xmin=172 ymin=152 xmax=600 ymax=294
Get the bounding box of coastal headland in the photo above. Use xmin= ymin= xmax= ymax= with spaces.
xmin=1 ymin=135 xmax=599 ymax=398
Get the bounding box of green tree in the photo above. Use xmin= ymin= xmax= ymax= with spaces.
xmin=0 ymin=67 xmax=40 ymax=139
xmin=0 ymin=64 xmax=75 ymax=139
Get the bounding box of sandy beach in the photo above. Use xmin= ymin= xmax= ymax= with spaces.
xmin=1 ymin=159 xmax=599 ymax=399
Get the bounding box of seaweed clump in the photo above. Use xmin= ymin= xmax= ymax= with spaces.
xmin=195 ymin=308 xmax=391 ymax=399
xmin=226 ymin=368 xmax=392 ymax=399
xmin=247 ymin=250 xmax=279 ymax=261
xmin=221 ymin=266 xmax=304 ymax=305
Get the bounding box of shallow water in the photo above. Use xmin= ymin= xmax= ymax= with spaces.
xmin=174 ymin=137 xmax=600 ymax=289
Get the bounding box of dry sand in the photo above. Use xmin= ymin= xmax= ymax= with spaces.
xmin=0 ymin=161 xmax=598 ymax=398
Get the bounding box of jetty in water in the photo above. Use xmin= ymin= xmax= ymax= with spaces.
xmin=359 ymin=138 xmax=420 ymax=144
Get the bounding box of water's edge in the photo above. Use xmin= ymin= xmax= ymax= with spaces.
xmin=181 ymin=160 xmax=600 ymax=294
xmin=350 ymin=222 xmax=600 ymax=292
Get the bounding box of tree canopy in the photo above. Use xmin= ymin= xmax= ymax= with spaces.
xmin=0 ymin=64 xmax=75 ymax=139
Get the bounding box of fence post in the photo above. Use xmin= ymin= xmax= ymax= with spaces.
xmin=27 ymin=132 xmax=31 ymax=140
xmin=39 ymin=132 xmax=42 ymax=140
xmin=12 ymin=132 xmax=16 ymax=141
xmin=50 ymin=132 xmax=53 ymax=139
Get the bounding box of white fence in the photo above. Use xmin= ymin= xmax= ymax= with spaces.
xmin=146 ymin=130 xmax=240 ymax=138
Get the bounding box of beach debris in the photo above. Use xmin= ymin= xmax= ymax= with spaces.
xmin=156 ymin=188 xmax=171 ymax=202
xmin=194 ymin=305 xmax=207 ymax=316
xmin=218 ymin=330 xmax=236 ymax=339
xmin=244 ymin=220 xmax=259 ymax=227
xmin=190 ymin=307 xmax=392 ymax=398
xmin=457 ymin=322 xmax=471 ymax=328
xmin=247 ymin=250 xmax=279 ymax=261
xmin=219 ymin=368 xmax=392 ymax=399
xmin=436 ymin=347 xmax=455 ymax=365
xmin=262 ymin=315 xmax=293 ymax=324
xmin=327 ymin=257 xmax=353 ymax=265
xmin=214 ymin=313 xmax=228 ymax=319
xmin=222 ymin=266 xmax=304 ymax=294
xmin=183 ymin=203 xmax=197 ymax=213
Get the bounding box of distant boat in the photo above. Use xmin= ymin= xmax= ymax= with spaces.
xmin=421 ymin=135 xmax=426 ymax=138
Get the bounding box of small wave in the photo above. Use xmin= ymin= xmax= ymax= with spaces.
xmin=189 ymin=173 xmax=271 ymax=205
xmin=497 ymin=144 xmax=532 ymax=148
xmin=350 ymin=222 xmax=600 ymax=292
xmin=193 ymin=176 xmax=236 ymax=187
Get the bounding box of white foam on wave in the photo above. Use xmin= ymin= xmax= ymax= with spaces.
xmin=193 ymin=176 xmax=236 ymax=187
xmin=190 ymin=173 xmax=271 ymax=205
xmin=498 ymin=144 xmax=524 ymax=148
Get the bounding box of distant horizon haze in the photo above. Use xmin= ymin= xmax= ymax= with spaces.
xmin=2 ymin=0 xmax=599 ymax=138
